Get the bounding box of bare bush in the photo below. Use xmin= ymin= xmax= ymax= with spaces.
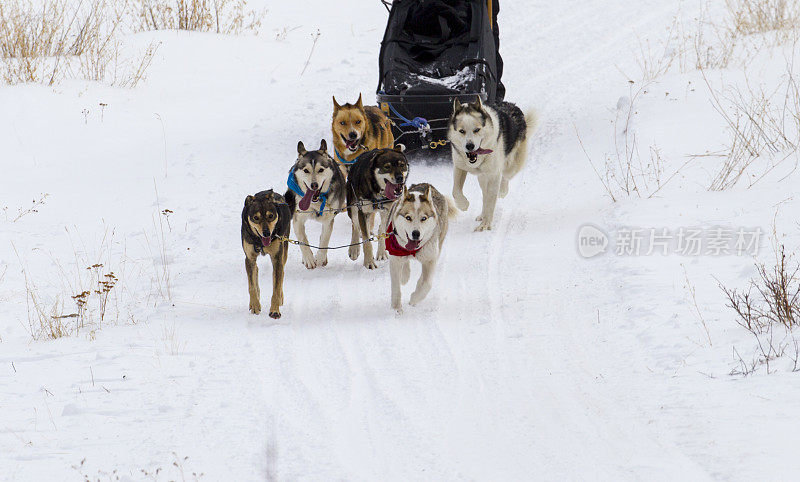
xmin=722 ymin=242 xmax=800 ymax=375
xmin=722 ymin=244 xmax=800 ymax=332
xmin=132 ymin=0 xmax=265 ymax=34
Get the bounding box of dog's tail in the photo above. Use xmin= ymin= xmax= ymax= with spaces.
xmin=525 ymin=109 xmax=539 ymax=138
xmin=445 ymin=196 xmax=458 ymax=219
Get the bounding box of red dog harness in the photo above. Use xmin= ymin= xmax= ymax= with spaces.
xmin=385 ymin=223 xmax=422 ymax=257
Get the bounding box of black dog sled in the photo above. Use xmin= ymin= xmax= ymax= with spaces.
xmin=376 ymin=0 xmax=503 ymax=157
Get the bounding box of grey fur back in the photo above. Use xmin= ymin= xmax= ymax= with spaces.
xmin=493 ymin=101 xmax=527 ymax=155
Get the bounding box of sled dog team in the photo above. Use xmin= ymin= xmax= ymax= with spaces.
xmin=242 ymin=94 xmax=536 ymax=318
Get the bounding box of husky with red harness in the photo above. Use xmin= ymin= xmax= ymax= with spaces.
xmin=386 ymin=182 xmax=456 ymax=314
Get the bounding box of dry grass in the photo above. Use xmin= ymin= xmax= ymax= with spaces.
xmin=12 ymin=228 xmax=129 ymax=340
xmin=629 ymin=1 xmax=800 ymax=193
xmin=0 ymin=0 xmax=159 ymax=86
xmin=575 ymin=80 xmax=695 ymax=201
xmin=132 ymin=0 xmax=265 ymax=34
xmin=727 ymin=0 xmax=800 ymax=35
xmin=161 ymin=322 xmax=186 ymax=355
xmin=146 ymin=183 xmax=173 ymax=301
xmin=700 ymin=56 xmax=800 ymax=190
xmin=2 ymin=193 xmax=49 ymax=222
xmin=0 ymin=0 xmax=265 ymax=86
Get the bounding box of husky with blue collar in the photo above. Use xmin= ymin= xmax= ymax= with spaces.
xmin=288 ymin=139 xmax=347 ymax=269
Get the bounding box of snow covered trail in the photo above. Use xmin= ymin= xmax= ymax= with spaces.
xmin=3 ymin=0 xmax=800 ymax=480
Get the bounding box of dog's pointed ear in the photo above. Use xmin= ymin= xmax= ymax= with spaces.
xmin=394 ymin=143 xmax=406 ymax=153
xmin=426 ymin=184 xmax=433 ymax=200
xmin=297 ymin=141 xmax=307 ymax=155
xmin=402 ymin=185 xmax=412 ymax=202
xmin=319 ymin=139 xmax=327 ymax=152
xmin=475 ymin=95 xmax=484 ymax=109
xmin=245 ymin=195 xmax=254 ymax=205
xmin=452 ymin=98 xmax=461 ymax=114
xmin=356 ymin=93 xmax=363 ymax=109
xmin=332 ymin=96 xmax=340 ymax=110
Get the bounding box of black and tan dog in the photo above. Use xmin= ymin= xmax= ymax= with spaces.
xmin=346 ymin=146 xmax=409 ymax=269
xmin=241 ymin=189 xmax=296 ymax=318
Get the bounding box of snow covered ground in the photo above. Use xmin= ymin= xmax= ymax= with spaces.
xmin=2 ymin=0 xmax=800 ymax=480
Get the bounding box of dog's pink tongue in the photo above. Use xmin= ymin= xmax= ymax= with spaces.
xmin=385 ymin=182 xmax=399 ymax=199
xmin=298 ymin=189 xmax=315 ymax=211
xmin=475 ymin=148 xmax=493 ymax=155
xmin=261 ymin=236 xmax=271 ymax=247
xmin=405 ymin=239 xmax=420 ymax=251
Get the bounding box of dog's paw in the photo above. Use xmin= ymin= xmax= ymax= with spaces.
xmin=376 ymin=250 xmax=388 ymax=261
xmin=475 ymin=214 xmax=483 ymax=222
xmin=475 ymin=221 xmax=492 ymax=232
xmin=269 ymin=310 xmax=281 ymax=319
xmin=348 ymin=245 xmax=360 ymax=261
xmin=249 ymin=300 xmax=261 ymax=315
xmin=315 ymin=254 xmax=328 ymax=267
xmin=409 ymin=291 xmax=426 ymax=306
xmin=394 ymin=307 xmax=403 ymax=316
xmin=453 ymin=194 xmax=469 ymax=211
xmin=302 ymin=254 xmax=317 ymax=269
xmin=364 ymin=259 xmax=378 ymax=270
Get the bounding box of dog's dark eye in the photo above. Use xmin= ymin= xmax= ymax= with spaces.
xmin=355 ymin=120 xmax=361 ymax=125
xmin=384 ymin=164 xmax=390 ymax=170
xmin=266 ymin=212 xmax=274 ymax=220
xmin=317 ymin=168 xmax=324 ymax=173
xmin=459 ymin=129 xmax=466 ymax=134
xmin=303 ymin=169 xmax=310 ymax=173
xmin=421 ymin=216 xmax=427 ymax=222
xmin=473 ymin=128 xmax=481 ymax=133
xmin=253 ymin=215 xmax=260 ymax=221
xmin=405 ymin=215 xmax=412 ymax=221
xmin=339 ymin=121 xmax=346 ymax=126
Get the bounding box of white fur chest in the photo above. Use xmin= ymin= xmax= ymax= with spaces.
xmin=452 ymin=148 xmax=502 ymax=174
xmin=413 ymin=235 xmax=441 ymax=262
xmin=294 ymin=197 xmax=344 ymax=223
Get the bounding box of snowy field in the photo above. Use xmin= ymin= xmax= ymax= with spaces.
xmin=2 ymin=0 xmax=800 ymax=480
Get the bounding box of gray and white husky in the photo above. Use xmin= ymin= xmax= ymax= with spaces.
xmin=288 ymin=139 xmax=346 ymax=269
xmin=448 ymin=97 xmax=537 ymax=231
xmin=386 ymin=183 xmax=456 ymax=314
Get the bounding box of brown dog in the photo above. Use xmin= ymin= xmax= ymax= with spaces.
xmin=331 ymin=94 xmax=394 ymax=169
xmin=241 ymin=190 xmax=296 ymax=318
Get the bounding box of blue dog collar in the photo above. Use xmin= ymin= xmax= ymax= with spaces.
xmin=287 ymin=170 xmax=328 ymax=216
xmin=334 ymin=149 xmax=358 ymax=165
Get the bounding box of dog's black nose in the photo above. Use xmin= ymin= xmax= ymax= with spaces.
xmin=465 ymin=142 xmax=475 ymax=152
xmin=310 ymin=182 xmax=319 ymax=190
xmin=394 ymin=175 xmax=404 ymax=184
xmin=411 ymin=230 xmax=420 ymax=240
xmin=348 ymin=131 xmax=358 ymax=140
